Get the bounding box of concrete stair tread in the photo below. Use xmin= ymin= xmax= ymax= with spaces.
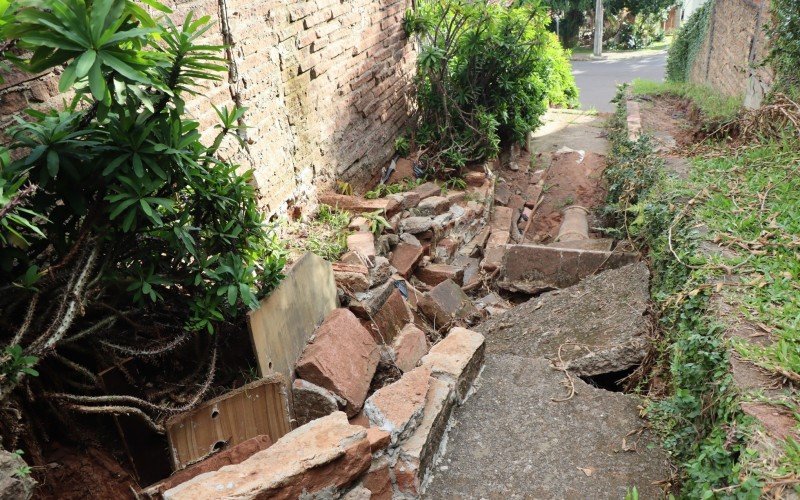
xmin=424 ymin=354 xmax=670 ymax=500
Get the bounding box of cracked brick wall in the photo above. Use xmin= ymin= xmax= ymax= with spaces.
xmin=689 ymin=0 xmax=773 ymax=108
xmin=0 ymin=0 xmax=416 ymax=214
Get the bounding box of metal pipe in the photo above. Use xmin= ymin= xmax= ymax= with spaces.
xmin=556 ymin=205 xmax=589 ymax=242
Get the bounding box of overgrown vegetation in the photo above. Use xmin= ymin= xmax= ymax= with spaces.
xmin=606 ymin=86 xmax=800 ymax=496
xmin=767 ymin=0 xmax=800 ymax=98
xmin=405 ymin=0 xmax=578 ymax=177
xmin=630 ymin=79 xmax=742 ymax=125
xmin=0 ymin=0 xmax=285 ymax=456
xmin=666 ymin=1 xmax=712 ymax=83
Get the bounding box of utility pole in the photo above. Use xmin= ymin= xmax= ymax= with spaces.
xmin=675 ymin=3 xmax=683 ymax=29
xmin=592 ymin=0 xmax=604 ymax=57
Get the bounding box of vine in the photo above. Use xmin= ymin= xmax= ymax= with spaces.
xmin=666 ymin=1 xmax=712 ymax=83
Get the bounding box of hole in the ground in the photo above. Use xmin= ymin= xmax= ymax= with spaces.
xmin=580 ymin=367 xmax=638 ymax=393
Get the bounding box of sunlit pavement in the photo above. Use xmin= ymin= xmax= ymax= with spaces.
xmin=571 ymin=51 xmax=667 ymax=112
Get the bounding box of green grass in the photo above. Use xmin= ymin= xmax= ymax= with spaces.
xmin=689 ymin=140 xmax=800 ymax=380
xmin=630 ymin=79 xmax=743 ymax=124
xmin=603 ymin=88 xmax=800 ymax=496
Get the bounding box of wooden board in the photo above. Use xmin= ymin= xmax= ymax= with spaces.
xmin=247 ymin=252 xmax=337 ymax=380
xmin=165 ymin=375 xmax=291 ymax=470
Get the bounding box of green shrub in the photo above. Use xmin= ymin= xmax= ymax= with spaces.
xmin=767 ymin=0 xmax=800 ymax=97
xmin=666 ymin=1 xmax=712 ymax=82
xmin=0 ymin=0 xmax=285 ymax=432
xmin=406 ymin=0 xmax=578 ymax=176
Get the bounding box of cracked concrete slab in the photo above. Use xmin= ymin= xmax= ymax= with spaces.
xmin=424 ymin=354 xmax=670 ymax=499
xmin=480 ymin=263 xmax=651 ymax=377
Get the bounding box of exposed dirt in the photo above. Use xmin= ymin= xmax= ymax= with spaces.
xmin=525 ymin=150 xmax=607 ymax=242
xmin=637 ymin=95 xmax=698 ymax=149
xmin=35 ymin=444 xmax=137 ymax=500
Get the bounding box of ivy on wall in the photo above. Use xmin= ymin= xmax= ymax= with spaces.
xmin=767 ymin=0 xmax=800 ymax=97
xmin=665 ymin=1 xmax=712 ymax=83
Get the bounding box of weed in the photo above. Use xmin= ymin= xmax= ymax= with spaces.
xmin=394 ymin=136 xmax=411 ymax=157
xmin=336 ymin=180 xmax=353 ymax=196
xmin=301 ymin=205 xmax=351 ymax=261
xmin=363 ymin=210 xmax=390 ymax=236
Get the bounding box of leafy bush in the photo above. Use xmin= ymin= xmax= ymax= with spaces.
xmin=767 ymin=0 xmax=800 ymax=97
xmin=406 ymin=0 xmax=578 ymax=176
xmin=0 ymin=0 xmax=285 ymax=437
xmin=666 ymin=1 xmax=712 ymax=82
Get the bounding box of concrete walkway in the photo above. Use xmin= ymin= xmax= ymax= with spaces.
xmin=572 ymin=52 xmax=667 ymax=112
xmin=423 ymin=115 xmax=671 ymax=499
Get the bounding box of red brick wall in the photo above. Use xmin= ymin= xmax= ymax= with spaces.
xmin=689 ymin=0 xmax=773 ymax=107
xmin=0 ymin=0 xmax=416 ymax=214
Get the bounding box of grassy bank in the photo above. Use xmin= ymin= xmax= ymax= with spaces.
xmin=605 ymin=87 xmax=800 ymax=497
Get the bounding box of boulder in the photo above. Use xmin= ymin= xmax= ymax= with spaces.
xmin=364 ymin=367 xmax=431 ymax=444
xmin=416 ymin=264 xmax=464 ymax=287
xmin=390 ymin=243 xmax=425 ymax=278
xmin=296 ymin=309 xmax=380 ymax=416
xmin=292 ymin=379 xmax=343 ymax=426
xmin=392 ymin=324 xmax=429 ymax=373
xmin=420 ymin=327 xmax=485 ymax=402
xmin=0 ymin=450 xmax=34 ymax=500
xmin=163 ymin=412 xmax=371 ymax=500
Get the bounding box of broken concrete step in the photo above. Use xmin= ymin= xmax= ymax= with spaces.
xmin=425 ymin=354 xmax=670 ymax=499
xmin=480 ymin=263 xmax=651 ymax=377
xmin=163 ymin=412 xmax=371 ymax=499
xmin=499 ymin=244 xmax=639 ymax=294
xmin=420 ymin=327 xmax=485 ymax=403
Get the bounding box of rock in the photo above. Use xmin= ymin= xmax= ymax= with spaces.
xmin=319 ymin=193 xmax=400 ymax=217
xmin=0 ymin=449 xmax=34 ymax=500
xmin=417 ymin=196 xmax=450 ymax=216
xmin=362 ymin=456 xmax=393 ymax=500
xmin=350 ymin=281 xmax=395 ymax=318
xmin=395 ymin=376 xmax=456 ymax=496
xmin=376 ymin=234 xmax=399 ymax=256
xmin=480 ymin=245 xmax=506 ymax=272
xmin=347 ymin=232 xmax=376 ymax=264
xmin=499 ymin=244 xmax=639 ymax=294
xmin=292 ymin=379 xmax=343 ymax=426
xmin=494 ymin=183 xmax=512 ymax=206
xmin=399 ymin=191 xmax=422 ymax=210
xmin=465 ymin=171 xmax=486 ymax=186
xmin=487 ymin=206 xmax=514 ymax=247
xmin=341 ymin=251 xmax=366 ymax=266
xmin=420 ymin=327 xmax=485 ymax=403
xmin=392 ymin=324 xmax=429 ymax=373
xmin=369 ymin=256 xmax=393 ymax=286
xmin=390 ymin=243 xmax=425 ymax=278
xmin=425 ymin=356 xmax=670 ymax=499
xmin=454 ymin=255 xmax=481 ymax=290
xmin=416 ymin=264 xmax=464 ymax=287
xmin=349 ymin=216 xmax=369 ymax=231
xmin=144 ymin=436 xmax=273 ymax=498
xmin=481 ymin=263 xmax=651 ymax=376
xmin=366 ymin=428 xmax=391 ymax=452
xmin=399 ymin=232 xmax=422 ymax=247
xmin=418 ymin=279 xmax=479 ymax=328
xmin=332 ymin=262 xmax=370 ymax=292
xmin=296 ymin=309 xmax=381 ymax=416
xmin=163 ymin=412 xmax=371 ymax=500
xmin=371 ymin=288 xmax=413 ymax=344
xmin=388 ymin=158 xmax=416 ymax=183
xmin=433 ymin=238 xmax=458 ymax=262
xmin=445 ymin=191 xmax=466 ymax=205
xmin=342 ymin=485 xmax=372 ymax=500
xmin=412 ymin=182 xmax=441 ymax=200
xmin=400 ymin=216 xmax=434 ymax=235
xmin=364 ymin=367 xmax=431 ymax=444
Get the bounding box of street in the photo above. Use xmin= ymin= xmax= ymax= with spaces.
xmin=571 ymin=52 xmax=667 ymax=112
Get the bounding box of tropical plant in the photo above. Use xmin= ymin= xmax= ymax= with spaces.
xmin=0 ymin=0 xmax=285 ymax=453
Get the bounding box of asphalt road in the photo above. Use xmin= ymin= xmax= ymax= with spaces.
xmin=571 ymin=52 xmax=667 ymax=112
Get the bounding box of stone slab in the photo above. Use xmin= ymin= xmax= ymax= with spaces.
xmin=296 ymin=309 xmax=380 ymax=416
xmin=425 ymin=355 xmax=670 ymax=499
xmin=499 ymin=244 xmax=639 ymax=294
xmin=480 ymin=263 xmax=651 ymax=377
xmin=248 ymin=253 xmax=337 ymax=380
